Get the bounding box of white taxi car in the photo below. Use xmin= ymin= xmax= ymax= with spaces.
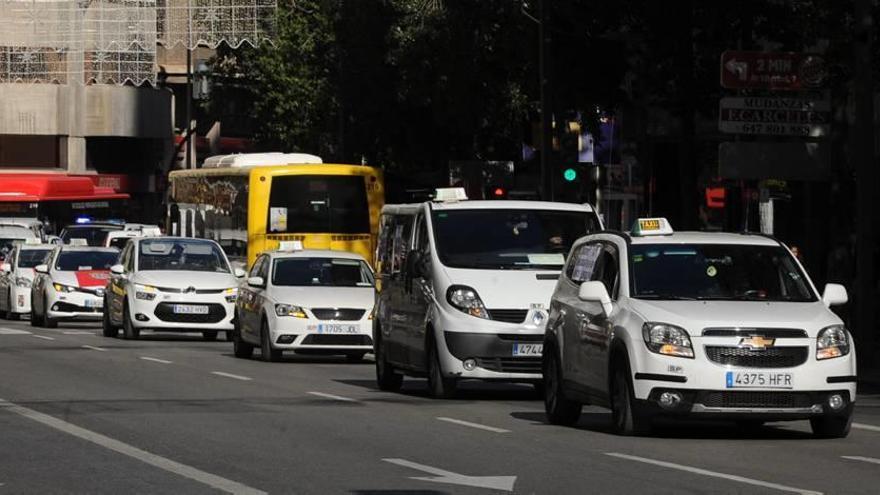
xmin=103 ymin=237 xmax=245 ymax=340
xmin=543 ymin=218 xmax=856 ymax=438
xmin=30 ymin=241 xmax=118 ymax=328
xmin=233 ymin=246 xmax=376 ymax=362
xmin=0 ymin=240 xmax=52 ymax=320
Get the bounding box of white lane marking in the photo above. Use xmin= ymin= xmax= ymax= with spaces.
xmin=0 ymin=328 xmax=31 ymax=335
xmin=0 ymin=398 xmax=265 ymax=495
xmin=140 ymin=356 xmax=173 ymax=365
xmin=32 ymin=335 xmax=55 ymax=341
xmin=606 ymin=453 xmax=822 ymax=495
xmin=63 ymin=330 xmax=94 ymax=335
xmin=307 ymin=391 xmax=358 ymax=402
xmin=81 ymin=345 xmax=107 ymax=352
xmin=436 ymin=417 xmax=510 ymax=433
xmin=853 ymin=423 xmax=880 ymax=432
xmin=842 ymin=456 xmax=880 ymax=465
xmin=210 ymin=371 xmax=252 ymax=381
xmin=383 ymin=458 xmax=516 ymax=492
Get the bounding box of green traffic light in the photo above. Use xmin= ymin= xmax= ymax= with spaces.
xmin=563 ymin=168 xmax=577 ymax=182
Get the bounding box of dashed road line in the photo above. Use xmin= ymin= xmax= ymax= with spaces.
xmin=62 ymin=331 xmax=94 ymax=335
xmin=140 ymin=357 xmax=173 ymax=364
xmin=853 ymin=423 xmax=880 ymax=432
xmin=81 ymin=345 xmax=108 ymax=352
xmin=307 ymin=391 xmax=358 ymax=402
xmin=842 ymin=456 xmax=880 ymax=465
xmin=31 ymin=335 xmax=55 ymax=341
xmin=0 ymin=328 xmax=31 ymax=335
xmin=210 ymin=371 xmax=252 ymax=381
xmin=436 ymin=417 xmax=510 ymax=433
xmin=0 ymin=398 xmax=266 ymax=495
xmin=606 ymin=453 xmax=822 ymax=495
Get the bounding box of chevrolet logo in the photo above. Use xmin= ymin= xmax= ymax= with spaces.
xmin=739 ymin=336 xmax=775 ymax=350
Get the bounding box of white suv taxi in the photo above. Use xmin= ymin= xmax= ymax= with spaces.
xmin=103 ymin=237 xmax=245 ymax=340
xmin=543 ymin=218 xmax=856 ymax=438
xmin=233 ymin=245 xmax=376 ymax=362
xmin=30 ymin=241 xmax=118 ymax=328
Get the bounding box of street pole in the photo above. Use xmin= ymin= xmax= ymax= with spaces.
xmin=185 ymin=48 xmax=192 ymax=169
xmin=854 ymin=0 xmax=875 ymax=363
xmin=538 ymin=0 xmax=553 ymax=201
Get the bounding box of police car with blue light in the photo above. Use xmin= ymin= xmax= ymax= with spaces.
xmin=543 ymin=218 xmax=856 ymax=437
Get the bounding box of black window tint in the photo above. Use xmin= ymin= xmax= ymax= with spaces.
xmin=55 ymin=251 xmax=118 ymax=271
xmin=592 ymin=245 xmax=619 ymax=298
xmin=267 ymin=175 xmax=369 ymax=234
xmin=249 ymin=256 xmax=265 ymax=278
xmin=60 ymin=226 xmax=121 ymax=246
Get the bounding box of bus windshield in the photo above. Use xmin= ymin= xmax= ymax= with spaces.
xmin=432 ymin=209 xmax=599 ymax=270
xmin=267 ymin=175 xmax=370 ymax=234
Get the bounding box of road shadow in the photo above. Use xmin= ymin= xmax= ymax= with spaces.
xmin=510 ymin=410 xmax=816 ymax=439
xmin=351 ymin=491 xmax=448 ymax=495
xmin=216 ymin=353 xmax=375 ymax=365
xmin=335 ymin=379 xmax=542 ymax=402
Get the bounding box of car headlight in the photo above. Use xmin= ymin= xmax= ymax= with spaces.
xmin=817 ymin=325 xmax=850 ymax=360
xmin=224 ymin=287 xmax=238 ymax=303
xmin=446 ymin=285 xmax=490 ymax=319
xmin=275 ymin=303 xmax=307 ymax=318
xmin=53 ymin=282 xmax=77 ymax=293
xmin=642 ymin=323 xmax=694 ymax=358
xmin=134 ymin=284 xmax=157 ymax=301
xmin=14 ymin=277 xmax=31 ymax=288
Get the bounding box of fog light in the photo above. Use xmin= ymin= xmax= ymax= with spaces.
xmin=659 ymin=391 xmax=683 ymax=409
xmin=276 ymin=335 xmax=296 ymax=344
xmin=135 ymin=313 xmax=149 ymax=322
xmin=828 ymin=394 xmax=845 ymax=411
xmin=463 ymin=358 xmax=477 ymax=371
xmin=52 ymin=304 xmax=59 ymax=311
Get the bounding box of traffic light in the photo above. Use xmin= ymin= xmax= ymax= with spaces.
xmin=563 ymin=167 xmax=578 ymax=182
xmin=485 ymin=184 xmax=507 ymax=199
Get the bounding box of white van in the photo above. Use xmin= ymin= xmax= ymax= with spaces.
xmin=373 ymin=188 xmax=602 ymax=398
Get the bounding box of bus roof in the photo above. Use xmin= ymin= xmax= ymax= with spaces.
xmin=201 ymin=153 xmax=323 ymax=168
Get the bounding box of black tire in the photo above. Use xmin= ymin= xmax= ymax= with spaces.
xmin=102 ymin=298 xmax=118 ymax=338
xmin=811 ymin=412 xmax=852 ymax=439
xmin=345 ymin=352 xmax=367 ymax=363
xmin=610 ymin=361 xmax=650 ymax=436
xmin=232 ymin=318 xmax=254 ymax=359
xmin=543 ymin=347 xmax=581 ymax=425
xmin=122 ymin=303 xmax=140 ymax=340
xmin=427 ymin=336 xmax=457 ymax=399
xmin=260 ymin=320 xmax=282 ymax=362
xmin=43 ymin=296 xmax=57 ymax=328
xmin=29 ymin=305 xmax=37 ymax=327
xmin=375 ymin=329 xmax=403 ymax=391
xmin=202 ymin=330 xmax=219 ymax=341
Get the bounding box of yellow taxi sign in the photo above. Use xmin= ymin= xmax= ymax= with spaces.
xmin=632 ymin=217 xmax=673 ymax=236
xmin=278 ymin=240 xmax=304 ymax=251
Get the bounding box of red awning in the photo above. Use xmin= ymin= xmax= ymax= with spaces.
xmin=0 ymin=174 xmax=129 ymax=202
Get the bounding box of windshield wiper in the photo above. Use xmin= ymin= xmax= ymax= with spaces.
xmin=634 ymin=294 xmax=698 ymax=301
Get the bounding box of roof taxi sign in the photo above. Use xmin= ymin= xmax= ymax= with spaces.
xmin=631 ymin=218 xmax=674 ymax=236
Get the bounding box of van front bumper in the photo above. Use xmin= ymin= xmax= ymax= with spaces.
xmin=440 ymin=331 xmax=544 ymax=380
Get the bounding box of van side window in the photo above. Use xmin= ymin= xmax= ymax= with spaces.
xmin=415 ymin=216 xmax=429 ymax=254
xmin=377 ymin=215 xmax=395 ymax=275
xmin=391 ymin=216 xmax=413 ymax=276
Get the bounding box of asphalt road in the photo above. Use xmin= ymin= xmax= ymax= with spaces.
xmin=1 ymin=318 xmax=879 ymax=494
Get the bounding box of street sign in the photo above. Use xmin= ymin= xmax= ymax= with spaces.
xmin=720 ymin=51 xmax=827 ymax=90
xmin=718 ymin=96 xmax=830 ymax=137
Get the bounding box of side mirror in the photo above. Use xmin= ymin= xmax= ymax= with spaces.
xmin=578 ymin=280 xmax=613 ymax=317
xmin=110 ymin=264 xmax=125 ymax=275
xmin=34 ymin=264 xmax=49 ymax=274
xmin=0 ymin=263 xmax=10 ymax=273
xmin=247 ymin=276 xmax=265 ymax=288
xmin=234 ymin=268 xmax=246 ymax=278
xmin=822 ymin=283 xmax=848 ymax=307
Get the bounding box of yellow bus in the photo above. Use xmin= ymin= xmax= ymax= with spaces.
xmin=167 ymin=153 xmax=384 ymax=268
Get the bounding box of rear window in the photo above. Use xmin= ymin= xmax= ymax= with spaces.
xmin=61 ymin=226 xmax=122 ymax=246
xmin=55 ymin=251 xmax=118 ymax=271
xmin=267 ymin=175 xmax=370 ymax=234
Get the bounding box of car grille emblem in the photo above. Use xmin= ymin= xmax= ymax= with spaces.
xmin=739 ymin=335 xmax=775 ymax=350
xmin=185 ymin=286 xmax=196 ymax=294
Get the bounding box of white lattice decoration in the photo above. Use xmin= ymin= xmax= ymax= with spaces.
xmin=0 ymin=0 xmax=274 ymax=85
xmin=157 ymin=0 xmax=276 ymax=49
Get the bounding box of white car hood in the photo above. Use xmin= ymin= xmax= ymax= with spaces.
xmin=269 ymin=286 xmax=374 ymax=310
xmin=133 ymin=271 xmax=238 ymax=290
xmin=440 ymin=267 xmax=560 ymax=309
xmin=628 ymin=299 xmax=841 ymax=338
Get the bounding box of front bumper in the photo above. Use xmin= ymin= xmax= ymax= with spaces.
xmin=268 ymin=316 xmax=373 ymax=352
xmin=47 ymin=289 xmax=104 ymax=320
xmin=129 ymin=293 xmax=234 ymax=330
xmin=639 ymin=388 xmax=854 ymax=420
xmin=439 ymin=330 xmax=545 ymax=381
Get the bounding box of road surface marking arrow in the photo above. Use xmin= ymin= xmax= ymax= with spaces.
xmin=383 ymin=458 xmax=516 ymax=492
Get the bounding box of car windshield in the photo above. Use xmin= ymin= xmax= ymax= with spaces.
xmin=630 ymin=243 xmax=816 ymax=302
xmin=55 ymin=251 xmax=119 ymax=271
xmin=431 ymin=209 xmax=599 ymax=270
xmin=18 ymin=249 xmax=51 ymax=268
xmin=272 ymin=258 xmax=374 ymax=287
xmin=137 ymin=239 xmax=230 ymax=273
xmin=61 ymin=226 xmax=122 ymax=246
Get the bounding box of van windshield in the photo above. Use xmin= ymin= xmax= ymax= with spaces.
xmin=431 ymin=209 xmax=598 ymax=270
xmin=630 ymin=243 xmax=816 ymax=302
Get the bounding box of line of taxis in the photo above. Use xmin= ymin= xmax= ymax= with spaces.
xmin=0 ymin=190 xmax=857 ymax=438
